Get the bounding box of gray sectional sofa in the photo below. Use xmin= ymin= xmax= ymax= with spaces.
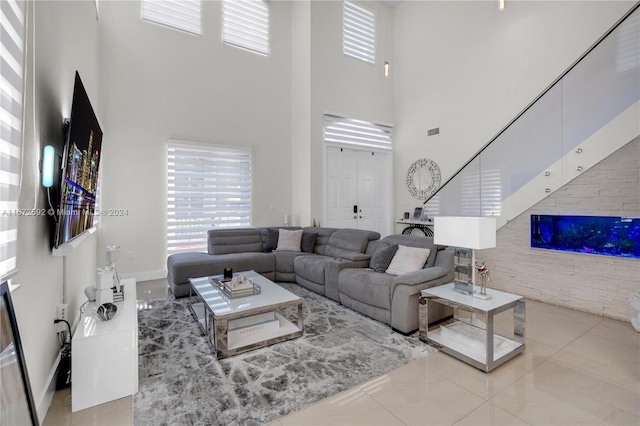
xmin=167 ymin=226 xmax=454 ymax=333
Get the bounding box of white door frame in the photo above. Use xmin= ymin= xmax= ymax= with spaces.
xmin=323 ymin=142 xmax=393 ymax=236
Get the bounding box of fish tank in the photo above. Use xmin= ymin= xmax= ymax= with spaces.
xmin=531 ymin=215 xmax=640 ymax=259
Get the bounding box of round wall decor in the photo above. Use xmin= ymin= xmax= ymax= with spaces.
xmin=406 ymin=158 xmax=441 ymax=200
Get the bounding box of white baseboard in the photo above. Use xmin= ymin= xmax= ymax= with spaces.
xmin=120 ymin=269 xmax=167 ymax=283
xmin=36 ymin=350 xmax=62 ymax=424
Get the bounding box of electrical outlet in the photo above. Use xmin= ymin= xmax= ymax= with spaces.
xmin=57 ymin=303 xmax=68 ymax=321
xmin=127 ymin=251 xmax=134 ymax=261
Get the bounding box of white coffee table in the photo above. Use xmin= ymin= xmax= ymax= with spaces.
xmin=419 ymin=283 xmax=525 ymax=372
xmin=188 ymin=270 xmax=303 ymax=359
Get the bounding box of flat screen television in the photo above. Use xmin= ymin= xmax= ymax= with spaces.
xmin=54 ymin=71 xmax=102 ymax=248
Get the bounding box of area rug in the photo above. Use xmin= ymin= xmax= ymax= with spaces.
xmin=133 ymin=283 xmax=436 ymax=426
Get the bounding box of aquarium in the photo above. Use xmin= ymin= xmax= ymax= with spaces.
xmin=531 ymin=215 xmax=640 ymax=259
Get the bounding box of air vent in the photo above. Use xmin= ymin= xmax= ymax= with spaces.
xmin=427 ymin=128 xmax=440 ymax=137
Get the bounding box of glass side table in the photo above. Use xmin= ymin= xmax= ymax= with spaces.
xmin=419 ymin=283 xmax=525 ymax=372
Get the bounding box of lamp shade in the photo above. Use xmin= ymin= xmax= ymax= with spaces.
xmin=434 ymin=216 xmax=496 ymax=249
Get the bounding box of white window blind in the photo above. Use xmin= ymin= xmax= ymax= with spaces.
xmin=142 ymin=0 xmax=201 ymax=36
xmin=0 ymin=0 xmax=26 ymax=281
xmin=222 ymin=0 xmax=269 ymax=56
xmin=167 ymin=141 xmax=252 ymax=255
xmin=324 ymin=114 xmax=392 ymax=151
xmin=343 ymin=1 xmax=376 ymax=64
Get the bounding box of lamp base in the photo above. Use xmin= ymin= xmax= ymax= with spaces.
xmin=454 ymin=280 xmax=473 ymax=295
xmin=473 ymin=292 xmax=492 ymax=300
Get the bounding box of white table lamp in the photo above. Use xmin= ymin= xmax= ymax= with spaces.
xmin=434 ymin=217 xmax=496 ymax=299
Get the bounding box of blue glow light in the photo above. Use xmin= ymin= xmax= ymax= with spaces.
xmin=42 ymin=145 xmax=54 ymax=188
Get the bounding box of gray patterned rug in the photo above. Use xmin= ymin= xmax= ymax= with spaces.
xmin=134 ymin=282 xmax=436 ymax=426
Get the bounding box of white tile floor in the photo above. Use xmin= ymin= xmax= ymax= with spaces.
xmin=43 ymin=280 xmax=640 ymax=426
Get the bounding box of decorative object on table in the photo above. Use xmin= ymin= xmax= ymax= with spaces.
xmin=406 ymin=158 xmax=441 ymax=200
xmin=96 ymin=302 xmax=118 ymax=321
xmin=474 ymin=261 xmax=492 ymax=300
xmin=106 ymin=245 xmax=121 ymax=287
xmin=223 ymin=267 xmax=233 ymax=280
xmin=631 ymin=292 xmax=640 ymax=332
xmin=106 ymin=245 xmax=124 ymax=302
xmin=434 ymin=216 xmax=496 ymax=297
xmin=210 ymin=276 xmax=261 ymax=299
xmin=95 ymin=267 xmax=114 ymax=305
xmin=413 ymin=207 xmax=423 ymax=221
xmin=230 ymin=274 xmax=252 ymax=291
xmin=404 ymin=212 xmax=410 ymax=220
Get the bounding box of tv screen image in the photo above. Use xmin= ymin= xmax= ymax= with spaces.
xmin=531 ymin=215 xmax=640 ymax=259
xmin=55 ymin=72 xmax=102 ymax=247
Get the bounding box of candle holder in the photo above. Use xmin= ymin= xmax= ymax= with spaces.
xmin=223 ymin=267 xmax=233 ymax=280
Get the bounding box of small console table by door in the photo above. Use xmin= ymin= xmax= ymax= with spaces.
xmin=396 ymin=219 xmax=434 ymax=236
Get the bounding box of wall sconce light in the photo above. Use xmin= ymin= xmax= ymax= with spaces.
xmin=42 ymin=145 xmax=55 ymax=188
xmin=499 ymin=0 xmax=506 ymax=10
xmin=384 ymin=61 xmax=390 ymax=77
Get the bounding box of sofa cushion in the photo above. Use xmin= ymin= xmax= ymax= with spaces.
xmin=264 ymin=228 xmax=280 ymax=252
xmin=277 ymin=229 xmax=303 ymax=251
xmin=293 ymin=255 xmax=328 ymax=285
xmin=303 ymin=227 xmax=336 ymax=255
xmin=274 ymin=251 xmax=309 ymax=274
xmin=386 ymin=245 xmax=431 ymax=276
xmin=325 ymin=229 xmax=380 ymax=258
xmin=168 ymin=251 xmax=275 ymax=284
xmin=208 ymin=228 xmax=263 ymax=255
xmin=380 ymin=235 xmax=440 ymax=268
xmin=370 ymin=243 xmax=398 ymax=272
xmin=338 ymin=269 xmax=394 ymax=310
xmin=301 ymin=232 xmax=318 ymax=253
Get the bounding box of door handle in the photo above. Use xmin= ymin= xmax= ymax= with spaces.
xmin=353 ymin=205 xmax=358 ymax=214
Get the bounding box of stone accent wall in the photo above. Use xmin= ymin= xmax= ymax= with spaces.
xmin=481 ymin=137 xmax=639 ymax=321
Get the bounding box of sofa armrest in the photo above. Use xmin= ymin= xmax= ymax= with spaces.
xmin=389 ymin=266 xmax=454 ymax=333
xmin=392 ymin=266 xmax=450 ymax=288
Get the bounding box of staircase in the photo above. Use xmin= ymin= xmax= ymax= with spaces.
xmin=423 ymin=4 xmax=640 ymax=229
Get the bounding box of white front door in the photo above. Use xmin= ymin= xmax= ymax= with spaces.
xmin=326 ymin=147 xmax=391 ymax=236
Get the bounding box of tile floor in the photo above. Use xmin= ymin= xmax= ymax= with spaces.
xmin=43 ymin=279 xmax=640 ymax=426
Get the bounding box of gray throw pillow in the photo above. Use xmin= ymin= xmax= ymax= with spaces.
xmin=301 ymin=232 xmax=318 ymax=253
xmin=370 ymin=243 xmax=398 ymax=273
xmin=264 ymin=228 xmax=279 ymax=252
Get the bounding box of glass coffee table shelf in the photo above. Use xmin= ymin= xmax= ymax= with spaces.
xmin=419 ymin=283 xmax=525 ymax=372
xmin=188 ymin=270 xmax=303 ymax=359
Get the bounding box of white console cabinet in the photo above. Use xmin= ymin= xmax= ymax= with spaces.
xmin=72 ymin=278 xmax=138 ymax=412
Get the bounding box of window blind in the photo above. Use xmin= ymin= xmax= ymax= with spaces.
xmin=324 ymin=114 xmax=392 ymax=151
xmin=0 ymin=0 xmax=26 ymax=280
xmin=343 ymin=1 xmax=376 ymax=64
xmin=222 ymin=0 xmax=269 ymax=56
xmin=142 ymin=0 xmax=201 ymax=36
xmin=167 ymin=141 xmax=252 ymax=255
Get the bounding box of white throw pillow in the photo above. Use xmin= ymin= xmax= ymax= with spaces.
xmin=276 ymin=229 xmax=303 ymax=252
xmin=385 ymin=245 xmax=431 ymax=276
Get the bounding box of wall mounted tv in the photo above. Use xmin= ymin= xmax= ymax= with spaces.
xmin=531 ymin=215 xmax=640 ymax=259
xmin=54 ymin=71 xmax=102 ymax=248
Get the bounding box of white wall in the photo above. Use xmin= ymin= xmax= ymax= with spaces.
xmin=309 ymin=0 xmax=395 ymax=224
xmin=291 ymin=1 xmax=312 ymax=226
xmin=13 ymin=0 xmax=100 ymax=419
xmin=392 ymin=0 xmax=636 ymax=227
xmin=481 ymin=137 xmax=639 ymax=321
xmin=97 ymin=1 xmax=292 ymax=276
